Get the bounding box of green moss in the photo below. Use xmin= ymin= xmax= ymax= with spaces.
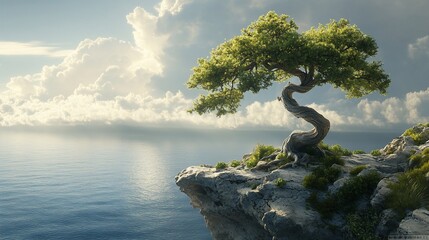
xmin=245 ymin=144 xmax=279 ymax=168
xmin=350 ymin=165 xmax=367 ymax=176
xmin=230 ymin=160 xmax=241 ymax=167
xmin=346 ymin=208 xmax=381 ymax=240
xmin=274 ymin=178 xmax=287 ymax=188
xmin=215 ymin=162 xmax=228 ymax=170
xmin=352 ymin=150 xmax=366 ymax=154
xmin=275 ymin=152 xmax=293 ymax=164
xmin=303 ymin=166 xmax=342 ymax=190
xmin=370 ymin=149 xmax=381 ymax=156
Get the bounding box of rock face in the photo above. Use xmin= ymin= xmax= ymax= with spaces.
xmin=395 ymin=208 xmax=429 ymax=235
xmin=176 ymin=125 xmax=429 ymax=240
xmin=176 ymin=167 xmax=338 ymax=240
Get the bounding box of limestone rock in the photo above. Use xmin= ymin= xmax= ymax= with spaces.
xmin=176 ymin=123 xmax=429 ymax=240
xmin=176 ymin=166 xmax=339 ymax=240
xmin=371 ymin=176 xmax=398 ymax=209
xmin=393 ymin=208 xmax=429 ymax=236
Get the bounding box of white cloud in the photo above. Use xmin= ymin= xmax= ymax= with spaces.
xmin=408 ymin=35 xmax=429 ymax=59
xmin=0 ymin=0 xmax=428 ymax=132
xmin=0 ymin=41 xmax=73 ymax=58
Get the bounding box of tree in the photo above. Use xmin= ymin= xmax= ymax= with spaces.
xmin=187 ymin=11 xmax=390 ymax=165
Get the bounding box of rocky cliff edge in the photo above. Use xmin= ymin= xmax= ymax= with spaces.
xmin=176 ymin=124 xmax=429 ymax=240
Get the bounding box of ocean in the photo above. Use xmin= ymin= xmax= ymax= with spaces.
xmin=0 ymin=127 xmax=401 ymax=240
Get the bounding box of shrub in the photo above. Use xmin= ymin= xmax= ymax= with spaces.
xmin=370 ymin=150 xmax=381 ymax=156
xmin=318 ymin=142 xmax=352 ymax=156
xmin=346 ymin=209 xmax=381 ymax=240
xmin=245 ymin=144 xmax=279 ymax=168
xmin=230 ymin=160 xmax=241 ymax=167
xmin=403 ymin=123 xmax=429 ymax=145
xmin=409 ymin=148 xmax=429 ymax=169
xmin=350 ymin=165 xmax=367 ymax=176
xmin=215 ymin=162 xmax=228 ymax=170
xmin=303 ymin=166 xmax=342 ymax=190
xmin=274 ymin=178 xmax=287 ymax=188
xmin=320 ymin=155 xmax=345 ymax=167
xmin=330 ymin=144 xmax=353 ymax=156
xmin=387 ymin=160 xmax=429 ymax=217
xmin=308 ymin=171 xmax=382 ymax=218
xmin=353 ymin=150 xmax=366 ymax=154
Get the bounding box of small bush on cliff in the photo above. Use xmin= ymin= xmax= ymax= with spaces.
xmin=308 ymin=171 xmax=382 ymax=218
xmin=246 ymin=144 xmax=279 ymax=168
xmin=387 ymin=154 xmax=429 ymax=217
xmin=345 ymin=208 xmax=381 ymax=240
xmin=403 ymin=123 xmax=429 ymax=145
xmin=303 ymin=166 xmax=342 ymax=190
xmin=230 ymin=160 xmax=241 ymax=167
xmin=274 ymin=178 xmax=287 ymax=188
xmin=353 ymin=150 xmax=366 ymax=154
xmin=215 ymin=162 xmax=228 ymax=170
xmin=370 ymin=149 xmax=381 ymax=156
xmin=350 ymin=165 xmax=367 ymax=176
xmin=318 ymin=142 xmax=352 ymax=156
xmin=275 ymin=152 xmax=293 ymax=165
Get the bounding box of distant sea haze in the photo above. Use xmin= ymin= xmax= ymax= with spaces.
xmin=0 ymin=128 xmax=400 ymax=239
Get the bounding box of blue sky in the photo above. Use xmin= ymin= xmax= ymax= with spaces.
xmin=0 ymin=0 xmax=428 ymax=131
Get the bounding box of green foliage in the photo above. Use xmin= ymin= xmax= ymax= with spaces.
xmin=346 ymin=209 xmax=381 ymax=240
xmin=246 ymin=144 xmax=279 ymax=168
xmin=318 ymin=142 xmax=352 ymax=157
xmin=387 ymin=155 xmax=429 ymax=217
xmin=321 ymin=155 xmax=345 ymax=168
xmin=303 ymin=166 xmax=342 ymax=190
xmin=215 ymin=162 xmax=228 ymax=170
xmin=330 ymin=144 xmax=353 ymax=156
xmin=370 ymin=149 xmax=381 ymax=156
xmin=274 ymin=178 xmax=287 ymax=188
xmin=403 ymin=123 xmax=429 ymax=145
xmin=230 ymin=160 xmax=242 ymax=167
xmin=353 ymin=150 xmax=366 ymax=154
xmin=308 ymin=171 xmax=382 ymax=218
xmin=350 ymin=165 xmax=367 ymax=176
xmin=187 ymin=11 xmax=390 ymax=116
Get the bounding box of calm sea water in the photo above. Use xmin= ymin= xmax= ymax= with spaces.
xmin=0 ymin=127 xmax=400 ymax=240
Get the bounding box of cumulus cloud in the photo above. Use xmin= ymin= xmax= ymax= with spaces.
xmin=0 ymin=0 xmax=428 ymax=131
xmin=408 ymin=35 xmax=429 ymax=59
xmin=0 ymin=41 xmax=73 ymax=58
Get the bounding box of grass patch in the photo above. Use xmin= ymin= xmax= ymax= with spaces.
xmin=215 ymin=162 xmax=228 ymax=170
xmin=350 ymin=165 xmax=367 ymax=176
xmin=387 ymin=159 xmax=429 ymax=217
xmin=403 ymin=123 xmax=429 ymax=145
xmin=346 ymin=208 xmax=381 ymax=240
xmin=230 ymin=160 xmax=241 ymax=167
xmin=319 ymin=142 xmax=352 ymax=156
xmin=370 ymin=149 xmax=381 ymax=156
xmin=303 ymin=166 xmax=342 ymax=190
xmin=308 ymin=171 xmax=382 ymax=218
xmin=274 ymin=178 xmax=287 ymax=188
xmin=245 ymin=144 xmax=279 ymax=168
xmin=352 ymin=150 xmax=366 ymax=154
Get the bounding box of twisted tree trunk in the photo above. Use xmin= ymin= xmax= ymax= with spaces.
xmin=280 ymin=77 xmax=330 ymax=165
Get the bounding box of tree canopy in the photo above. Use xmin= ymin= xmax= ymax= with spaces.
xmin=187 ymin=11 xmax=390 ymax=117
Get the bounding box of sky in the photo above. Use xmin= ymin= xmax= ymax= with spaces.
xmin=0 ymin=0 xmax=428 ymax=132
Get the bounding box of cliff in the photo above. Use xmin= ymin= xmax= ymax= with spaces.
xmin=176 ymin=124 xmax=429 ymax=240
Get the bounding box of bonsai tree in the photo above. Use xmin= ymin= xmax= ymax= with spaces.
xmin=187 ymin=11 xmax=390 ymax=165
